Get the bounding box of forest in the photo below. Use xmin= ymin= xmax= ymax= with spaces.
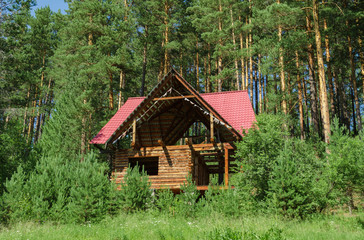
xmin=0 ymin=0 xmax=363 ymax=239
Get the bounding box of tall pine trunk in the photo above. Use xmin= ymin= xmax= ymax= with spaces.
xmin=296 ymin=51 xmax=305 ymax=140
xmin=230 ymin=7 xmax=239 ymax=90
xmin=358 ymin=36 xmax=364 ymax=96
xmin=195 ymin=35 xmax=200 ymax=92
xmin=217 ymin=0 xmax=223 ymax=92
xmin=324 ymin=18 xmax=335 ymax=117
xmin=306 ymin=13 xmax=320 ymax=134
xmin=277 ymin=0 xmax=287 ymax=115
xmin=346 ymin=21 xmax=362 ymax=131
xmin=239 ymin=16 xmax=245 ymax=91
xmin=141 ymin=27 xmax=148 ymax=96
xmin=313 ymin=0 xmax=330 ymax=143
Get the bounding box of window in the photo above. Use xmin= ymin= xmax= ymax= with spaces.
xmin=128 ymin=157 xmax=159 ymax=176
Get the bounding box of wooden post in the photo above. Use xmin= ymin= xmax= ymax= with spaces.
xmin=158 ymin=139 xmax=165 ymax=147
xmin=224 ymin=147 xmax=229 ymax=186
xmin=210 ymin=112 xmax=214 ymax=143
xmin=132 ymin=119 xmax=136 ymax=146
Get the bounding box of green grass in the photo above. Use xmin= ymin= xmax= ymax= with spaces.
xmin=0 ymin=212 xmax=363 ymax=240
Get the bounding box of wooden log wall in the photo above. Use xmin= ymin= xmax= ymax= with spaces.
xmin=112 ymin=145 xmax=194 ymax=189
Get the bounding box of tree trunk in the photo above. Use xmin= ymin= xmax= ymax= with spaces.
xmin=313 ymin=0 xmax=331 ymax=143
xmin=196 ymin=35 xmax=200 ymax=92
xmin=347 ymin=22 xmax=362 ymax=131
xmin=108 ymin=70 xmax=114 ymax=110
xmin=306 ymin=13 xmax=320 ymax=134
xmin=81 ymin=16 xmax=94 ymax=160
xmin=336 ymin=68 xmax=350 ymax=130
xmin=141 ymin=27 xmax=148 ymax=97
xmin=358 ymin=36 xmax=364 ymax=96
xmin=34 ymin=51 xmax=46 ymax=143
xmin=217 ymin=0 xmax=223 ymax=92
xmin=22 ymin=87 xmax=31 ymax=135
xmin=258 ymin=54 xmax=262 ymax=114
xmin=179 ymin=50 xmax=183 ymax=77
xmin=277 ymin=0 xmax=287 ymax=115
xmin=296 ymin=51 xmax=305 ymax=140
xmin=323 ymin=18 xmax=335 ymax=117
xmin=239 ymin=15 xmax=245 ymax=91
xmin=27 ymin=97 xmax=36 ymax=144
xmin=207 ymin=44 xmax=211 ymax=93
xmin=163 ymin=1 xmax=170 ymax=77
xmin=248 ymin=3 xmax=253 ymax=102
xmin=118 ymin=70 xmax=125 ymax=109
xmin=230 ymin=7 xmax=239 ymax=90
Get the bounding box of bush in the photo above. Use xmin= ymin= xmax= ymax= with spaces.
xmin=268 ymin=139 xmax=333 ymax=218
xmin=202 ymin=179 xmax=242 ymax=216
xmin=3 ymin=152 xmax=113 ymax=223
xmin=119 ymin=164 xmax=152 ymax=212
xmin=235 ymin=114 xmax=288 ymax=200
xmin=327 ymin=119 xmax=364 ymax=210
xmin=176 ymin=175 xmax=200 ymax=217
xmin=154 ymin=188 xmax=176 ymax=214
xmin=235 ymin=114 xmax=335 ymax=218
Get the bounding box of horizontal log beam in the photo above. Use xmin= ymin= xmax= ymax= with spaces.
xmin=153 ymin=95 xmax=195 ymax=101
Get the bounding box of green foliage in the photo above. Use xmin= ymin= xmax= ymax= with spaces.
xmin=206 ymin=227 xmax=243 ymax=240
xmin=206 ymin=226 xmax=285 ymax=240
xmin=154 ymin=189 xmax=176 ymax=214
xmin=235 ymin=114 xmax=336 ymax=218
xmin=119 ymin=165 xmax=152 ymax=212
xmin=176 ymin=175 xmax=200 ymax=217
xmin=235 ymin=114 xmax=288 ymax=200
xmin=0 ymin=120 xmax=37 ymax=194
xmin=327 ymin=119 xmax=364 ymax=207
xmin=268 ymin=139 xmax=333 ymax=218
xmin=202 ymin=179 xmax=242 ymax=217
xmin=3 ymin=152 xmax=113 ymax=223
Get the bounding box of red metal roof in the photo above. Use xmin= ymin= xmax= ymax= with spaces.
xmin=90 ymin=91 xmax=255 ymax=145
xmin=90 ymin=97 xmax=144 ymax=144
xmin=201 ymin=90 xmax=256 ymax=135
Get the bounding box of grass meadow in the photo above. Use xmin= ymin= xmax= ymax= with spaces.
xmin=0 ymin=211 xmax=363 ymax=240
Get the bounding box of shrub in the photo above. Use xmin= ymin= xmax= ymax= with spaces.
xmin=176 ymin=175 xmax=200 ymax=217
xmin=154 ymin=188 xmax=176 ymax=214
xmin=3 ymin=152 xmax=113 ymax=223
xmin=235 ymin=114 xmax=336 ymax=218
xmin=267 ymin=139 xmax=333 ymax=218
xmin=202 ymin=179 xmax=242 ymax=216
xmin=235 ymin=114 xmax=288 ymax=200
xmin=327 ymin=119 xmax=364 ymax=210
xmin=119 ymin=164 xmax=152 ymax=212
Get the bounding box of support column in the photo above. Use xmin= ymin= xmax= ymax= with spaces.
xmin=210 ymin=112 xmax=214 ymax=143
xmin=224 ymin=147 xmax=229 ymax=186
xmin=132 ymin=119 xmax=136 ymax=147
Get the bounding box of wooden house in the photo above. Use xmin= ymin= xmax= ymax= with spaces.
xmin=90 ymin=69 xmax=256 ymax=191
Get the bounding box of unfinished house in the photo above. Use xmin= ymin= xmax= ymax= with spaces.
xmin=90 ymin=69 xmax=256 ymax=191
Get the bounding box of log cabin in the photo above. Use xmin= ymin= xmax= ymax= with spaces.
xmin=90 ymin=69 xmax=256 ymax=191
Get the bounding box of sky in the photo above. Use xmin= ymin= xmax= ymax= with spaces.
xmin=33 ymin=0 xmax=68 ymax=14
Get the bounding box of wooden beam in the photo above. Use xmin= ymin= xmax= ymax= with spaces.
xmin=225 ymin=147 xmax=229 ymax=186
xmin=157 ymin=139 xmax=165 ymax=147
xmin=185 ymin=137 xmax=192 ymax=146
xmin=132 ymin=119 xmax=136 ymax=145
xmin=153 ymin=95 xmax=195 ymax=101
xmin=210 ymin=112 xmax=214 ymax=143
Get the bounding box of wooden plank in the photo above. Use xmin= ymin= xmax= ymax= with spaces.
xmin=153 ymin=95 xmax=195 ymax=101
xmin=132 ymin=119 xmax=136 ymax=144
xmin=210 ymin=112 xmax=214 ymax=142
xmin=225 ymin=147 xmax=229 ymax=186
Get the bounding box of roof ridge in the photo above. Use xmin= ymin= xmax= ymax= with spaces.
xmin=200 ymin=90 xmax=248 ymax=96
